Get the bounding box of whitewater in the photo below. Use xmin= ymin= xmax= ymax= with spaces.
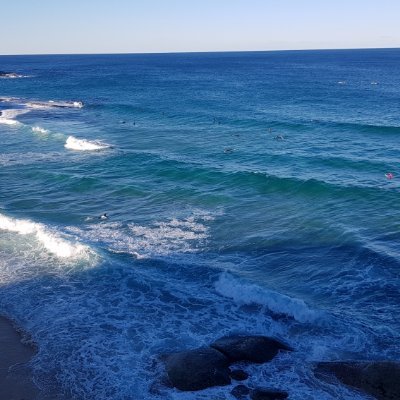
xmin=0 ymin=50 xmax=399 ymax=400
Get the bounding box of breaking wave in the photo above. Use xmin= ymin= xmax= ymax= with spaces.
xmin=0 ymin=213 xmax=93 ymax=259
xmin=65 ymin=136 xmax=111 ymax=151
xmin=215 ymin=272 xmax=322 ymax=323
xmin=0 ymin=72 xmax=30 ymax=79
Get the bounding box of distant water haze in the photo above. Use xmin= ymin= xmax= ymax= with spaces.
xmin=0 ymin=0 xmax=399 ymax=54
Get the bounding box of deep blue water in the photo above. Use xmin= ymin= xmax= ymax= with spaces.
xmin=0 ymin=49 xmax=399 ymax=399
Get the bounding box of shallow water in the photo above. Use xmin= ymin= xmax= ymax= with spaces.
xmin=0 ymin=49 xmax=399 ymax=399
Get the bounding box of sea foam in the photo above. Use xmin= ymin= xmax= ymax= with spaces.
xmin=215 ymin=272 xmax=321 ymax=323
xmin=65 ymin=136 xmax=110 ymax=151
xmin=0 ymin=213 xmax=92 ymax=259
xmin=66 ymin=213 xmax=212 ymax=259
xmin=32 ymin=126 xmax=50 ymax=134
xmin=0 ymin=109 xmax=29 ymax=125
xmin=0 ymin=72 xmax=29 ymax=79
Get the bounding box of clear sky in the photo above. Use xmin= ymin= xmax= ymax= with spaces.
xmin=1 ymin=0 xmax=399 ymax=55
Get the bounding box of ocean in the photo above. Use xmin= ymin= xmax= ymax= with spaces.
xmin=0 ymin=49 xmax=399 ymax=399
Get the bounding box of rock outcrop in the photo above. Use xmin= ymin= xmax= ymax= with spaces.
xmin=160 ymin=335 xmax=293 ymax=392
xmin=163 ymin=347 xmax=231 ymax=391
xmin=315 ymin=361 xmax=400 ymax=400
xmin=211 ymin=335 xmax=293 ymax=364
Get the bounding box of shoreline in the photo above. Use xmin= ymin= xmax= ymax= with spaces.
xmin=0 ymin=315 xmax=40 ymax=399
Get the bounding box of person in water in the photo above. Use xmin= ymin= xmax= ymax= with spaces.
xmin=100 ymin=213 xmax=108 ymax=220
xmin=385 ymin=172 xmax=394 ymax=179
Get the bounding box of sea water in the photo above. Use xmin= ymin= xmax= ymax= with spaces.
xmin=0 ymin=50 xmax=399 ymax=399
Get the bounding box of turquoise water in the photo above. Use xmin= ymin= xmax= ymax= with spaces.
xmin=0 ymin=50 xmax=399 ymax=399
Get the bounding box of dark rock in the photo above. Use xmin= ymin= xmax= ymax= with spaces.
xmin=163 ymin=347 xmax=231 ymax=391
xmin=250 ymin=388 xmax=288 ymax=400
xmin=211 ymin=335 xmax=293 ymax=364
xmin=315 ymin=361 xmax=400 ymax=400
xmin=231 ymin=384 xmax=250 ymax=399
xmin=230 ymin=369 xmax=249 ymax=381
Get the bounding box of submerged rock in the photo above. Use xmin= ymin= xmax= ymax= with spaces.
xmin=250 ymin=388 xmax=289 ymax=400
xmin=315 ymin=361 xmax=400 ymax=400
xmin=231 ymin=384 xmax=250 ymax=399
xmin=163 ymin=347 xmax=231 ymax=391
xmin=211 ymin=335 xmax=293 ymax=364
xmin=230 ymin=369 xmax=249 ymax=381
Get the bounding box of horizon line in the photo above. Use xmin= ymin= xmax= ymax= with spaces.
xmin=1 ymin=46 xmax=399 ymax=57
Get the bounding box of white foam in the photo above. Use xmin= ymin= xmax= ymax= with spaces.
xmin=28 ymin=100 xmax=84 ymax=109
xmin=66 ymin=213 xmax=212 ymax=258
xmin=0 ymin=213 xmax=92 ymax=259
xmin=72 ymin=101 xmax=84 ymax=108
xmin=0 ymin=72 xmax=28 ymax=79
xmin=32 ymin=126 xmax=49 ymax=134
xmin=215 ymin=272 xmax=321 ymax=323
xmin=1 ymin=97 xmax=83 ymax=109
xmin=0 ymin=109 xmax=28 ymax=125
xmin=65 ymin=136 xmax=110 ymax=151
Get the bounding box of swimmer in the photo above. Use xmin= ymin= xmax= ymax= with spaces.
xmin=385 ymin=172 xmax=394 ymax=180
xmin=224 ymin=148 xmax=234 ymax=153
xmin=274 ymin=134 xmax=285 ymax=141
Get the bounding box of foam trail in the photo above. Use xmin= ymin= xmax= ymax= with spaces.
xmin=0 ymin=213 xmax=92 ymax=259
xmin=0 ymin=97 xmax=83 ymax=109
xmin=65 ymin=136 xmax=110 ymax=151
xmin=0 ymin=109 xmax=29 ymax=125
xmin=27 ymin=100 xmax=84 ymax=109
xmin=0 ymin=72 xmax=29 ymax=79
xmin=215 ymin=272 xmax=321 ymax=323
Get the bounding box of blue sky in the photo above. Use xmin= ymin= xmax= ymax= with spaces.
xmin=1 ymin=0 xmax=399 ymax=54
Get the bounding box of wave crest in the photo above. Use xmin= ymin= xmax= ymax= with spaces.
xmin=65 ymin=136 xmax=110 ymax=151
xmin=215 ymin=272 xmax=321 ymax=323
xmin=0 ymin=213 xmax=93 ymax=259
